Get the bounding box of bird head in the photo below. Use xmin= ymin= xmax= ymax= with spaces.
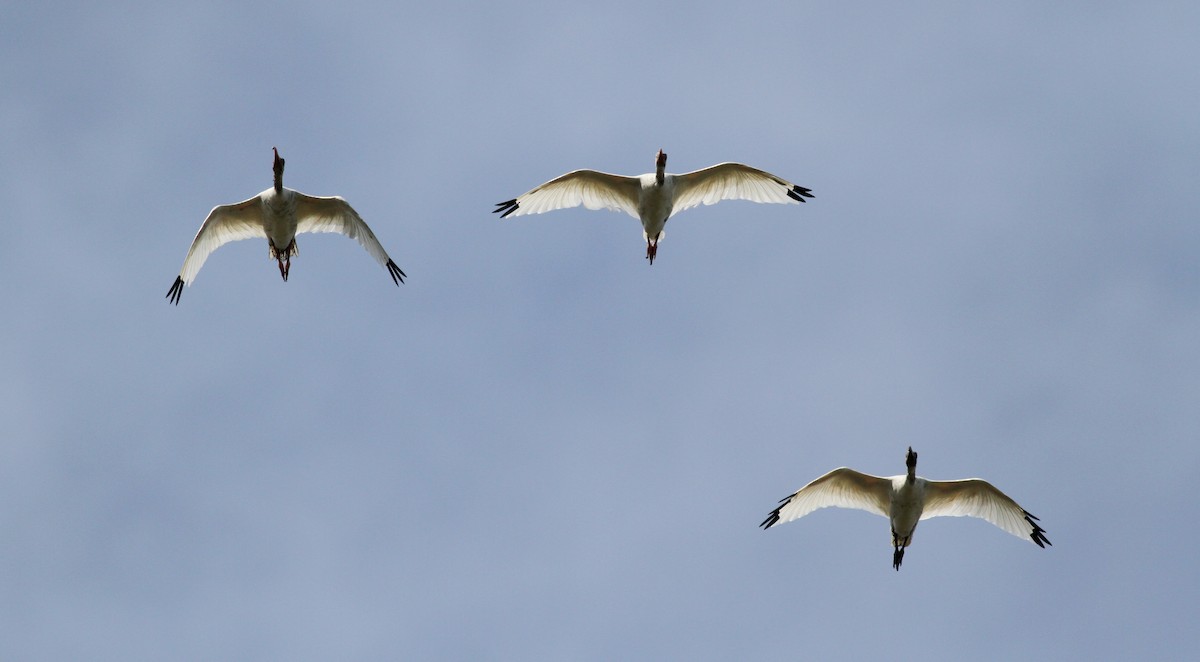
xmin=272 ymin=147 xmax=286 ymax=192
xmin=905 ymin=447 xmax=918 ymax=472
xmin=655 ymin=149 xmax=667 ymax=185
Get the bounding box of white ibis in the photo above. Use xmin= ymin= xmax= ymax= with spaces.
xmin=167 ymin=148 xmax=405 ymax=304
xmin=494 ymin=150 xmax=813 ymax=264
xmin=761 ymin=447 xmax=1050 ymax=570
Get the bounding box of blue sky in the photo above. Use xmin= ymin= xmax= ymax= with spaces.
xmin=2 ymin=1 xmax=1198 ymax=659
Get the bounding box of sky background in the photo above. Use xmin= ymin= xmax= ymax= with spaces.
xmin=2 ymin=1 xmax=1198 ymax=659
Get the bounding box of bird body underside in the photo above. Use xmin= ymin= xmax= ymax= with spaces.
xmin=888 ymin=477 xmax=926 ymax=547
xmin=261 ymin=188 xmax=300 ymax=255
xmin=637 ymin=176 xmax=675 ymax=240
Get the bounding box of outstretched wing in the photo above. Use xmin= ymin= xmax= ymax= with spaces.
xmin=294 ymin=193 xmax=405 ymax=286
xmin=494 ymin=169 xmax=641 ymax=220
xmin=921 ymin=479 xmax=1051 ymax=547
xmin=671 ymin=163 xmax=813 ymax=217
xmin=167 ymin=195 xmax=267 ymax=304
xmin=761 ymin=468 xmax=892 ymax=529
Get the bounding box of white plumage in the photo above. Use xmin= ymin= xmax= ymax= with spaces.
xmin=167 ymin=148 xmax=405 ymax=304
xmin=495 ymin=150 xmax=813 ymax=264
xmin=761 ymin=447 xmax=1050 ymax=570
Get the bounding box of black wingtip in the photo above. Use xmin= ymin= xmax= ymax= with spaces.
xmin=166 ymin=276 xmax=184 ymax=305
xmin=494 ymin=199 xmax=519 ymax=218
xmin=760 ymin=493 xmax=792 ymax=529
xmin=760 ymin=511 xmax=781 ymax=529
xmin=386 ymin=260 xmax=407 ymax=286
xmin=787 ymin=185 xmax=815 ymax=203
xmin=1024 ymin=511 xmax=1052 ymax=548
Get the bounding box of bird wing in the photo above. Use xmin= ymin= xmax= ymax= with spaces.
xmin=761 ymin=468 xmax=892 ymax=529
xmin=670 ymin=163 xmax=813 ymax=217
xmin=294 ymin=193 xmax=405 ymax=285
xmin=920 ymin=479 xmax=1051 ymax=547
xmin=176 ymin=195 xmax=268 ymax=286
xmin=494 ymin=169 xmax=642 ymax=220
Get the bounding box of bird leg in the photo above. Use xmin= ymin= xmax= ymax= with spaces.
xmin=271 ymin=239 xmax=296 ymax=281
xmin=646 ymin=236 xmax=659 ymax=265
xmin=891 ymin=529 xmax=909 ymax=571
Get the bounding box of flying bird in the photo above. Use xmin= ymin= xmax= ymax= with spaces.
xmin=494 ymin=150 xmax=813 ymax=264
xmin=166 ymin=148 xmax=405 ymax=304
xmin=761 ymin=447 xmax=1050 ymax=570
